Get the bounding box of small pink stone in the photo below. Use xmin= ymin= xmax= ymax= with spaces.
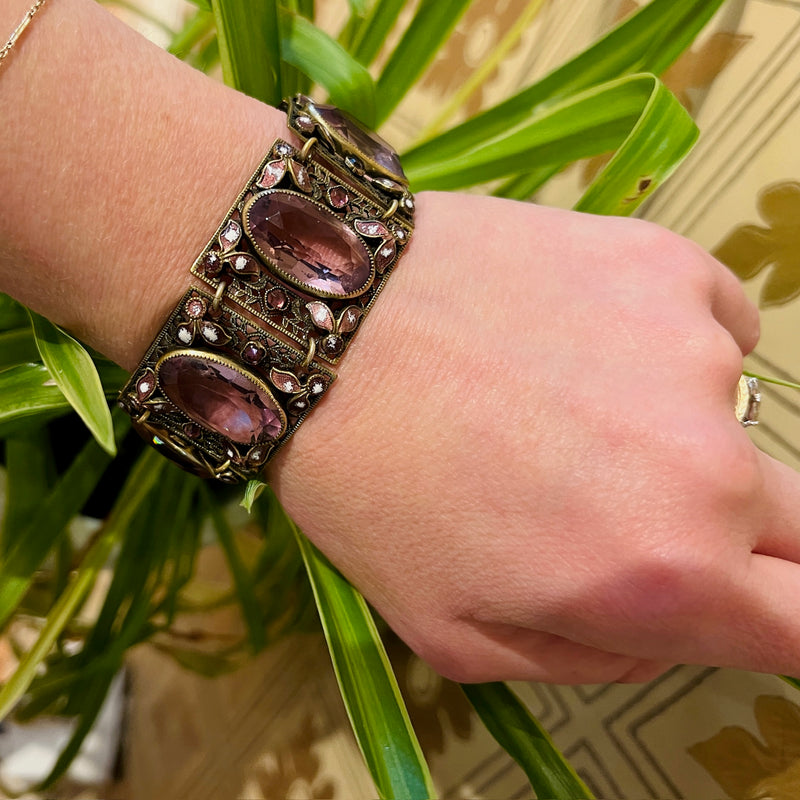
xmin=328 ymin=186 xmax=349 ymax=208
xmin=266 ymin=287 xmax=289 ymax=310
xmin=242 ymin=342 xmax=265 ymax=364
xmin=296 ymin=114 xmax=315 ymax=132
xmin=183 ymin=422 xmax=202 ymax=439
xmin=186 ymin=298 xmax=206 ymax=318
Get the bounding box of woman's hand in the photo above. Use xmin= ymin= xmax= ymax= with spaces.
xmin=272 ymin=192 xmax=794 ymax=685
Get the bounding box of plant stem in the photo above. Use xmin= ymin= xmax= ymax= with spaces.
xmin=744 ymin=370 xmax=800 ymax=392
xmin=416 ymin=0 xmax=548 ymax=143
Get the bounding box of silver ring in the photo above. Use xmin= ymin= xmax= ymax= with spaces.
xmin=736 ymin=376 xmax=761 ymax=427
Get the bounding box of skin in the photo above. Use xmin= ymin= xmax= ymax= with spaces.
xmin=2 ymin=0 xmax=794 ymax=686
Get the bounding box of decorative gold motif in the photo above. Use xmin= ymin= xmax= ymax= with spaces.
xmin=715 ymin=181 xmax=800 ymax=308
xmin=689 ymin=695 xmax=800 ymax=799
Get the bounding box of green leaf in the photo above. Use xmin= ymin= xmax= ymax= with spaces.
xmin=0 ymin=328 xmax=38 ymax=371
xmin=240 ymin=479 xmax=268 ymax=513
xmin=402 ymin=0 xmax=725 ymax=170
xmin=374 ymin=0 xmax=475 ymax=126
xmin=574 ymin=76 xmax=697 ymax=216
xmin=462 ymin=682 xmax=594 ymax=799
xmin=407 ymin=74 xmax=695 ymax=199
xmin=280 ymin=10 xmax=376 ymax=126
xmin=294 ymin=524 xmax=435 ymax=800
xmin=340 ymin=0 xmax=404 ymax=67
xmin=0 ymin=447 xmax=162 ymax=722
xmin=186 ymin=0 xmax=212 ymax=10
xmin=0 ymin=363 xmax=74 ymax=436
xmin=0 ymin=410 xmax=130 ymax=631
xmin=168 ymin=7 xmax=215 ymax=59
xmin=33 ymin=670 xmax=117 ymax=791
xmin=28 ymin=311 xmax=116 ymax=456
xmin=348 ymin=0 xmax=367 ymax=14
xmin=204 ymin=486 xmax=267 ymax=654
xmin=211 ymin=0 xmax=282 ymax=105
xmin=0 ymin=294 xmax=29 ymax=331
xmin=1 ymin=428 xmax=55 ymax=557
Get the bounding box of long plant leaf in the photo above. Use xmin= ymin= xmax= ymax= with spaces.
xmin=294 ymin=525 xmax=435 ymax=800
xmin=463 ymin=682 xmax=594 ymax=798
xmin=406 ymin=74 xmax=695 ymax=209
xmin=0 ymin=411 xmax=130 ymax=631
xmin=402 ymin=0 xmax=726 ymax=169
xmin=28 ymin=311 xmax=115 ymax=456
xmin=0 ymin=327 xmax=39 ymax=371
xmin=0 ymin=294 xmax=29 ymax=331
xmin=211 ymin=0 xmax=282 ymax=105
xmin=280 ymin=10 xmax=376 ymax=125
xmin=204 ymin=486 xmax=267 ymax=654
xmin=1 ymin=429 xmax=54 ymax=557
xmin=374 ymin=0 xmax=475 ymax=126
xmin=343 ymin=0 xmax=405 ymax=67
xmin=0 ymin=448 xmax=162 ymax=722
xmin=0 ymin=363 xmax=75 ymax=436
xmin=575 ymin=77 xmax=697 ymax=215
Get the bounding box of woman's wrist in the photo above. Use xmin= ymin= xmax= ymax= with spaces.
xmin=0 ymin=0 xmax=292 ymax=369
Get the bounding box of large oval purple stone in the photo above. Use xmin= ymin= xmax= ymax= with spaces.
xmin=309 ymin=100 xmax=406 ymax=181
xmin=157 ymin=353 xmax=285 ymax=444
xmin=245 ymin=191 xmax=373 ymax=298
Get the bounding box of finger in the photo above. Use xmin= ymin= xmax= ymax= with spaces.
xmin=439 ymin=621 xmax=672 ymax=685
xmin=704 ymin=250 xmax=760 ymax=355
xmin=752 ymin=449 xmax=800 ymax=564
xmin=727 ymin=553 xmax=800 ymax=676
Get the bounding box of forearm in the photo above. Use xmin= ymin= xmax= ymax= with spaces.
xmin=0 ymin=0 xmax=289 ymax=369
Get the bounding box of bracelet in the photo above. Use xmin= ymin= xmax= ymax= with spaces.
xmin=0 ymin=0 xmax=48 ymax=71
xmin=118 ymin=96 xmax=414 ymax=483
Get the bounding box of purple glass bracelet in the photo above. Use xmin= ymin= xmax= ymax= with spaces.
xmin=118 ymin=96 xmax=415 ymax=482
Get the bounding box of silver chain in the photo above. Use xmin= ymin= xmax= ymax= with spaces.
xmin=0 ymin=0 xmax=48 ymax=71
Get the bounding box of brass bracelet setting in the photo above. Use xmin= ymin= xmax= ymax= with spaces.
xmin=119 ymin=96 xmax=414 ymax=482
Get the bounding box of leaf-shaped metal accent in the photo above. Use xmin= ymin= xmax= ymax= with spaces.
xmin=269 ymin=367 xmax=303 ymax=394
xmin=374 ymin=239 xmax=396 ymax=273
xmin=199 ymin=320 xmax=231 ymax=346
xmin=307 ymin=375 xmax=329 ymax=396
xmin=225 ymin=252 xmax=262 ymax=281
xmin=306 ymin=301 xmax=336 ymax=332
xmin=257 ymin=159 xmax=287 ymax=189
xmin=288 ymin=393 xmax=310 ymax=414
xmin=337 ymin=306 xmax=363 ymax=334
xmin=218 ymin=220 xmax=242 ymax=252
xmin=135 ymin=368 xmax=157 ymax=402
xmin=176 ymin=323 xmax=196 ymax=346
xmin=355 ymin=218 xmax=390 ymax=238
xmin=289 ymin=159 xmax=313 ymax=192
